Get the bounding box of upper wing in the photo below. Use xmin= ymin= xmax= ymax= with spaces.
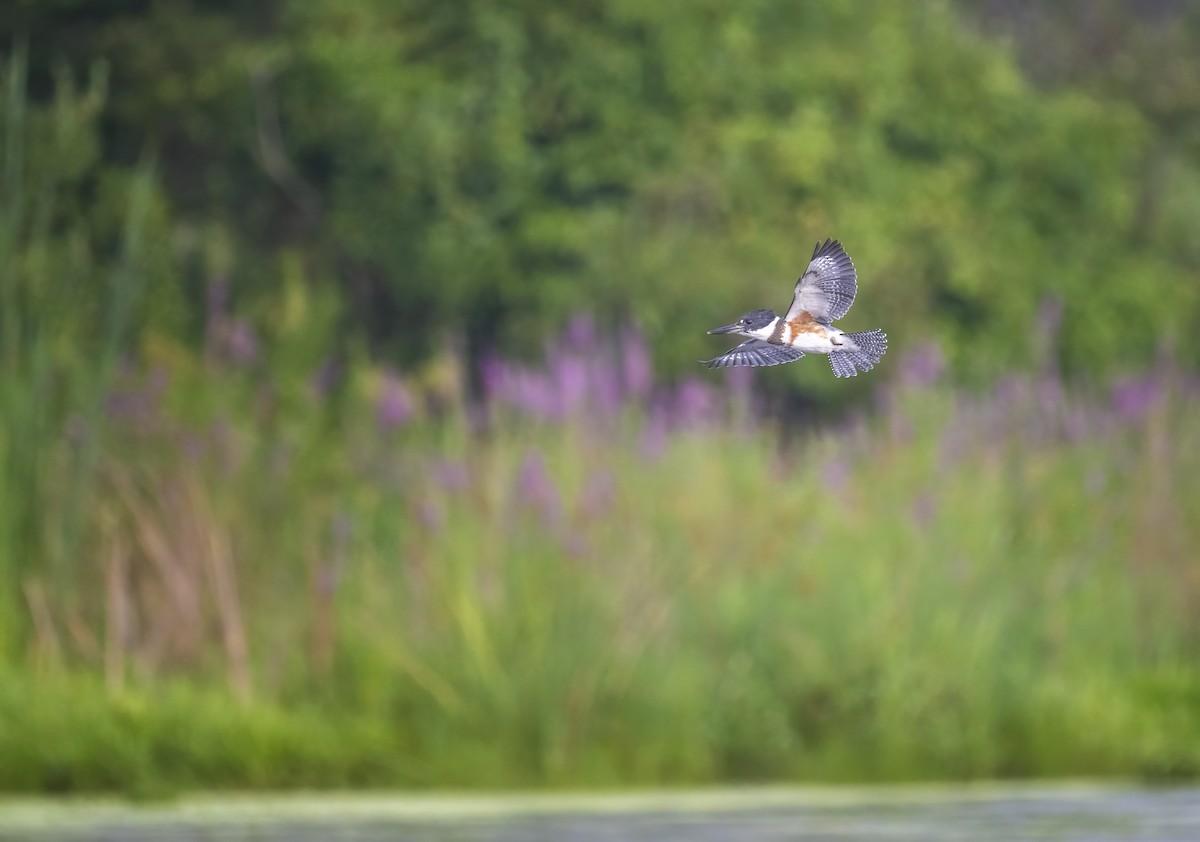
xmin=785 ymin=239 xmax=857 ymax=324
xmin=701 ymin=339 xmax=805 ymax=369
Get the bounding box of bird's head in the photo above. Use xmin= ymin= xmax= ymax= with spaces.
xmin=707 ymin=308 xmax=777 ymax=338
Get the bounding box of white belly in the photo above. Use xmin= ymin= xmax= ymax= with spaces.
xmin=788 ymin=332 xmax=840 ymax=355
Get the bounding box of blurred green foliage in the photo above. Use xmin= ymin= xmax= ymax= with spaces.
xmin=4 ymin=0 xmax=1199 ymax=381
xmin=3 ymin=1 xmax=1200 ymax=794
xmin=2 ymin=347 xmax=1200 ymax=792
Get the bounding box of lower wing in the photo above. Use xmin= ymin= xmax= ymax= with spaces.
xmin=701 ymin=339 xmax=805 ymax=368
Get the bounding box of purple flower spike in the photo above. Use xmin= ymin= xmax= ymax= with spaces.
xmin=900 ymin=342 xmax=944 ymax=389
xmin=590 ymin=355 xmax=625 ymax=418
xmin=312 ymin=358 xmax=344 ymax=396
xmin=512 ymin=368 xmax=562 ymax=421
xmin=564 ymin=313 xmax=597 ymax=348
xmin=822 ymin=456 xmax=850 ymax=490
xmin=1038 ymin=372 xmax=1063 ymax=414
xmin=553 ymin=354 xmax=589 ymax=416
xmin=376 ymin=370 xmax=414 ymax=432
xmin=1111 ymin=375 xmax=1161 ymax=423
xmin=620 ymin=325 xmax=654 ymax=400
xmin=639 ymin=405 xmax=670 ymax=460
xmin=992 ymin=375 xmax=1027 ymax=409
xmin=516 ymin=448 xmax=562 ymax=525
xmin=226 ymin=318 xmax=260 ymax=366
xmin=479 ymin=353 xmax=507 ymax=403
xmin=1061 ymin=406 xmax=1088 ymax=443
xmin=432 ymin=458 xmax=470 ymax=493
xmin=673 ymin=377 xmax=719 ymax=428
xmin=105 ymin=366 xmax=169 ymax=426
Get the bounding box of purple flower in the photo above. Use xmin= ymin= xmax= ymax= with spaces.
xmin=180 ymin=432 xmax=208 ymax=462
xmin=822 ymin=456 xmax=851 ymax=490
xmin=515 ymin=448 xmax=562 ymax=525
xmin=431 ymin=458 xmax=470 ymax=493
xmin=988 ymin=376 xmax=1031 ymax=437
xmin=483 ymin=317 xmax=660 ymax=423
xmin=1111 ymin=375 xmax=1161 ymax=423
xmin=376 ymin=370 xmax=414 ymax=432
xmin=479 ymin=353 xmax=507 ymax=403
xmin=899 ymin=342 xmax=944 ymax=389
xmin=226 ymin=318 xmax=260 ymax=366
xmin=552 ymin=353 xmax=589 ymax=416
xmin=589 ymin=355 xmax=625 ymax=418
xmin=620 ymin=325 xmax=654 ymax=400
xmin=673 ymin=377 xmax=719 ymax=428
xmin=488 ymin=362 xmax=550 ymax=419
xmin=639 ymin=405 xmax=670 ymax=460
xmin=564 ymin=313 xmax=597 ymax=348
xmin=105 ymin=366 xmax=169 ymax=426
xmin=1061 ymin=406 xmax=1089 ymax=443
xmin=992 ymin=375 xmax=1027 ymax=407
xmin=312 ymin=358 xmax=344 ymax=396
xmin=1037 ymin=372 xmax=1063 ymax=414
xmin=510 ymin=368 xmax=562 ymax=421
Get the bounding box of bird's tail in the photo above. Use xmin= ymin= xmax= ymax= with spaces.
xmin=829 ymin=329 xmax=887 ymax=378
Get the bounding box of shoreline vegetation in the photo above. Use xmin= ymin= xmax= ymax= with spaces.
xmin=2 ymin=319 xmax=1198 ymax=794
xmin=3 ymin=3 xmax=1200 ymax=796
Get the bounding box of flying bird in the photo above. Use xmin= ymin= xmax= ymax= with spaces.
xmin=701 ymin=239 xmax=887 ymax=377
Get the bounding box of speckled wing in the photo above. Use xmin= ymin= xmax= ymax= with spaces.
xmin=785 ymin=239 xmax=857 ymax=324
xmin=701 ymin=340 xmax=805 ymax=368
xmin=829 ymin=351 xmax=861 ymax=378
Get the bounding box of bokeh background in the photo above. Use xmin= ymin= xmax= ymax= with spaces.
xmin=2 ymin=0 xmax=1199 ymax=795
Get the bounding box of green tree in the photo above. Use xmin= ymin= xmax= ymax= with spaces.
xmin=4 ymin=0 xmax=1197 ymax=381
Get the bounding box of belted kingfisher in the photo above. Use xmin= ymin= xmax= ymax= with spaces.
xmin=701 ymin=239 xmax=887 ymax=377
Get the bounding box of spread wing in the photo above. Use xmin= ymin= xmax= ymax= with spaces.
xmin=829 ymin=351 xmax=863 ymax=378
xmin=785 ymin=239 xmax=857 ymax=324
xmin=701 ymin=340 xmax=805 ymax=368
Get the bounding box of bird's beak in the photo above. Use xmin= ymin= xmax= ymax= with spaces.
xmin=707 ymin=322 xmax=741 ymax=335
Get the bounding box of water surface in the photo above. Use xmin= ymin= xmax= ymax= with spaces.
xmin=2 ymin=783 xmax=1197 ymax=841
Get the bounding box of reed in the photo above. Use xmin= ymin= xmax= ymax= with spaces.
xmin=2 ymin=307 xmax=1199 ymax=792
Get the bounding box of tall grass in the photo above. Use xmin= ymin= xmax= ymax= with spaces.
xmin=3 ymin=309 xmax=1200 ymax=793
xmin=2 ymin=51 xmax=1200 ymax=795
xmin=0 ymin=48 xmax=157 ymax=661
